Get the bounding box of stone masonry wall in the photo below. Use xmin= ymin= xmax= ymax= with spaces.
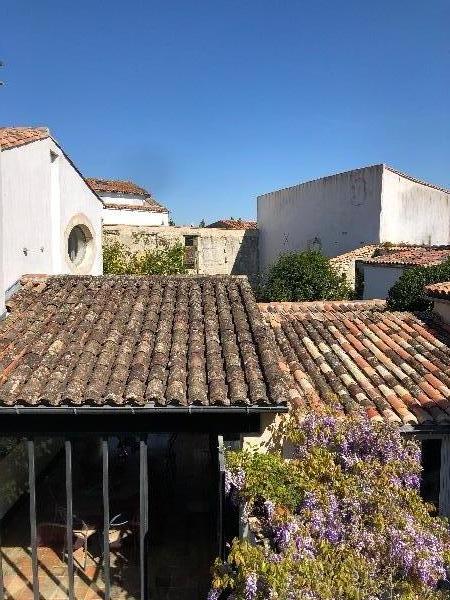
xmin=103 ymin=224 xmax=259 ymax=285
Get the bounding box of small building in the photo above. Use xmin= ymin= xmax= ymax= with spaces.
xmin=207 ymin=219 xmax=257 ymax=230
xmin=260 ymin=297 xmax=450 ymax=516
xmin=86 ymin=178 xmax=169 ymax=226
xmin=258 ymin=164 xmax=450 ymax=274
xmin=356 ymin=246 xmax=450 ymax=299
xmin=0 ymin=126 xmax=103 ymax=301
xmin=0 ymin=274 xmax=291 ymax=599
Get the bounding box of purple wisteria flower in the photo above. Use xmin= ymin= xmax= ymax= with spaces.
xmin=244 ymin=573 xmax=258 ymax=600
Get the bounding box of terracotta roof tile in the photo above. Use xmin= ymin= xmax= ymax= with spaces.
xmin=425 ymin=282 xmax=450 ymax=300
xmin=86 ymin=178 xmax=151 ymax=197
xmin=86 ymin=178 xmax=168 ymax=213
xmin=0 ymin=127 xmax=50 ymax=150
xmin=207 ymin=220 xmax=257 ymax=230
xmin=0 ymin=275 xmax=293 ymax=409
xmin=360 ymin=247 xmax=450 ymax=267
xmin=261 ymin=301 xmax=450 ymax=426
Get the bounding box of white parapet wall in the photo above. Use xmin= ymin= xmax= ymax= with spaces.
xmin=380 ymin=167 xmax=450 ymax=246
xmin=257 ymin=165 xmax=383 ymax=275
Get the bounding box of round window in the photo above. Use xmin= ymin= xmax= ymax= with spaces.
xmin=67 ymin=225 xmax=87 ymax=265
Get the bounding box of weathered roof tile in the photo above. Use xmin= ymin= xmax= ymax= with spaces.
xmin=260 ymin=300 xmax=450 ymax=426
xmin=0 ymin=275 xmax=291 ymax=409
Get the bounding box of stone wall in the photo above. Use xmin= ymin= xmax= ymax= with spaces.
xmin=103 ymin=224 xmax=259 ymax=284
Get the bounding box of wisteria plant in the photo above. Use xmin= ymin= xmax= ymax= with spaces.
xmin=209 ymin=412 xmax=450 ymax=600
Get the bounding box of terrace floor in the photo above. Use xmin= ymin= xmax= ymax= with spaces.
xmin=0 ymin=433 xmax=216 ymax=600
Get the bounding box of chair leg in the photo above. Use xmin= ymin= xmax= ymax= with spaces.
xmin=83 ymin=536 xmax=88 ymax=571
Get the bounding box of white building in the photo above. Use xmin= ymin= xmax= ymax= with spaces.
xmin=356 ymin=246 xmax=450 ymax=300
xmin=0 ymin=126 xmax=103 ymax=303
xmin=86 ymin=178 xmax=169 ymax=226
xmin=257 ymin=164 xmax=450 ymax=274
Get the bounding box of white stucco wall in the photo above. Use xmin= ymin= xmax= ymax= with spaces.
xmin=54 ymin=139 xmax=103 ymax=275
xmin=360 ymin=263 xmax=405 ymax=300
xmin=103 ymin=208 xmax=169 ymax=226
xmin=1 ymin=139 xmax=53 ymax=291
xmin=380 ymin=168 xmax=450 ymax=246
xmin=257 ymin=165 xmax=383 ymax=275
xmin=0 ymin=147 xmax=5 ymax=316
xmin=98 ymin=192 xmax=146 ymax=207
xmin=1 ymin=137 xmax=103 ymax=292
xmin=431 ymin=299 xmax=450 ymax=324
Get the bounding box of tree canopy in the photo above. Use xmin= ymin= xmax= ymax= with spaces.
xmin=263 ymin=250 xmax=350 ymax=302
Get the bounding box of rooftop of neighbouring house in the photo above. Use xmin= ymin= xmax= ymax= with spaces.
xmin=358 ymin=246 xmax=450 ymax=268
xmin=86 ymin=178 xmax=151 ymax=197
xmin=425 ymin=282 xmax=450 ymax=300
xmin=0 ymin=126 xmax=50 ymax=150
xmin=207 ymin=219 xmax=257 ymax=230
xmin=86 ymin=178 xmax=168 ymax=213
xmin=260 ymin=299 xmax=450 ymax=428
xmin=0 ymin=275 xmax=293 ymax=410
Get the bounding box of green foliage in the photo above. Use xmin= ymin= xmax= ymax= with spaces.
xmin=210 ymin=413 xmax=450 ymax=600
xmin=263 ymin=250 xmax=351 ymax=302
xmin=387 ymin=258 xmax=450 ymax=311
xmin=103 ymin=240 xmax=187 ymax=275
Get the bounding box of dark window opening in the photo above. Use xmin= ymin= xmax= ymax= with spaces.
xmin=183 ymin=236 xmax=198 ymax=270
xmin=421 ymin=438 xmax=441 ymax=511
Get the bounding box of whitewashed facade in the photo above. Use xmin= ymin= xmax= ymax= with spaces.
xmin=258 ymin=165 xmax=450 ymax=274
xmin=0 ymin=128 xmax=103 ymax=304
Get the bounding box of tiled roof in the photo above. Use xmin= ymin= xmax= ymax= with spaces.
xmin=360 ymin=247 xmax=450 ymax=267
xmin=425 ymin=282 xmax=450 ymax=300
xmin=86 ymin=178 xmax=151 ymax=197
xmin=0 ymin=275 xmax=293 ymax=409
xmin=261 ymin=301 xmax=450 ymax=427
xmin=207 ymin=220 xmax=257 ymax=230
xmin=103 ymin=201 xmax=168 ymax=214
xmin=0 ymin=127 xmax=50 ymax=150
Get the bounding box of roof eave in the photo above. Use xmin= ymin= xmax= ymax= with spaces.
xmin=0 ymin=404 xmax=288 ymax=415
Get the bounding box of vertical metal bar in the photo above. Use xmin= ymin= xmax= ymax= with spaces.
xmin=102 ymin=438 xmax=110 ymax=600
xmin=0 ymin=518 xmax=5 ymax=600
xmin=65 ymin=439 xmax=74 ymax=600
xmin=139 ymin=435 xmax=149 ymax=600
xmin=27 ymin=438 xmax=39 ymax=600
xmin=217 ymin=435 xmax=225 ymax=558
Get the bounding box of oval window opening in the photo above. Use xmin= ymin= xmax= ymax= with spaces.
xmin=68 ymin=225 xmax=87 ymax=265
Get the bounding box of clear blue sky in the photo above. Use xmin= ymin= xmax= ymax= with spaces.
xmin=1 ymin=1 xmax=449 ymax=225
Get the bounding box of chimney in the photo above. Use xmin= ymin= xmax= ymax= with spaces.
xmin=425 ymin=283 xmax=450 ymax=325
xmin=0 ymin=145 xmax=5 ymax=318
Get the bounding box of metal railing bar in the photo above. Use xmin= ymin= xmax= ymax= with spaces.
xmin=0 ymin=520 xmax=5 ymax=600
xmin=139 ymin=435 xmax=149 ymax=600
xmin=102 ymin=437 xmax=111 ymax=600
xmin=27 ymin=438 xmax=39 ymax=600
xmin=65 ymin=439 xmax=74 ymax=600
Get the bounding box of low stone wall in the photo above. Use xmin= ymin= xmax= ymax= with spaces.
xmin=103 ymin=224 xmax=259 ymax=285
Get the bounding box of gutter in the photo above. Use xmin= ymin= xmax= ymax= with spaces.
xmin=0 ymin=405 xmax=288 ymax=416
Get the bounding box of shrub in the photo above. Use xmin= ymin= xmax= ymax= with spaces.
xmin=387 ymin=258 xmax=450 ymax=311
xmin=209 ymin=412 xmax=450 ymax=600
xmin=103 ymin=240 xmax=187 ymax=275
xmin=263 ymin=250 xmax=350 ymax=302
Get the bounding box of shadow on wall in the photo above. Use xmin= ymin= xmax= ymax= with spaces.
xmin=229 ymin=230 xmax=259 ymax=288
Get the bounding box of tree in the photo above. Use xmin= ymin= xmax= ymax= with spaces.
xmin=263 ymin=250 xmax=350 ymax=302
xmin=209 ymin=412 xmax=450 ymax=600
xmin=387 ymin=258 xmax=450 ymax=311
xmin=103 ymin=240 xmax=186 ymax=275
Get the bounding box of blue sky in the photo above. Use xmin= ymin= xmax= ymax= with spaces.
xmin=1 ymin=1 xmax=449 ymax=224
